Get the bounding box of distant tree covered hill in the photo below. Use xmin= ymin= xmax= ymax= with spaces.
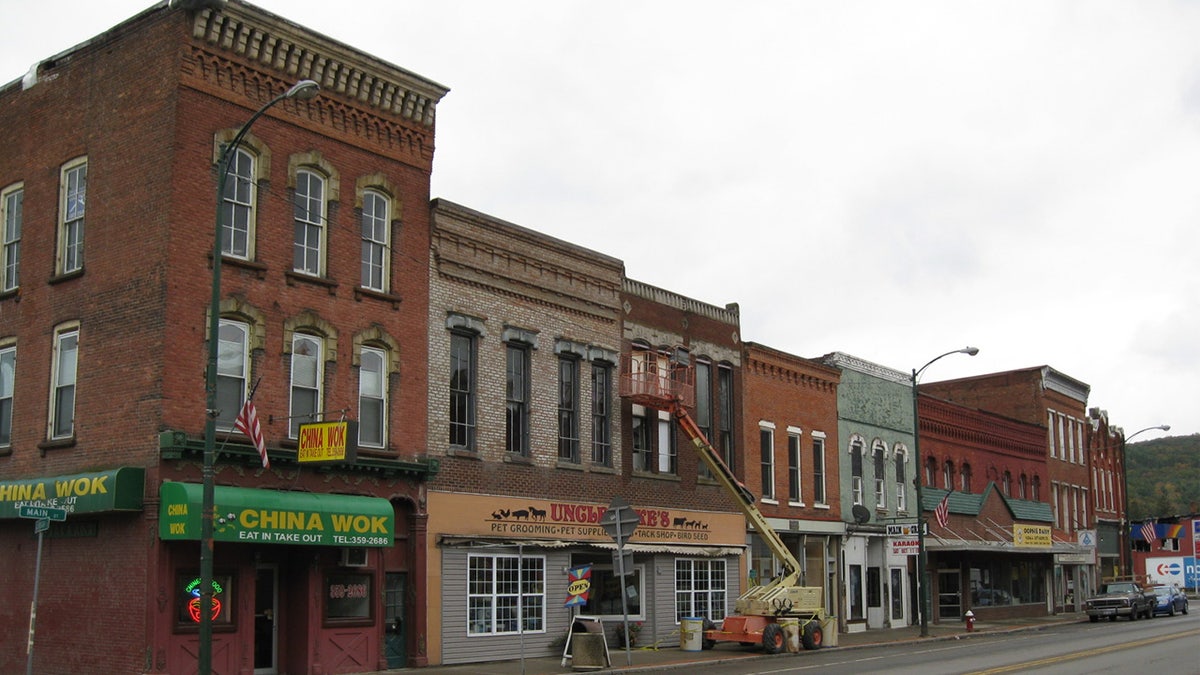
xmin=1126 ymin=434 xmax=1200 ymax=521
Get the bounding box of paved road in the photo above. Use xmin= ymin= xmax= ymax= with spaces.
xmin=668 ymin=612 xmax=1200 ymax=674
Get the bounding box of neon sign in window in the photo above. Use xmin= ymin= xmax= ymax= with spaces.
xmin=178 ymin=573 xmax=233 ymax=625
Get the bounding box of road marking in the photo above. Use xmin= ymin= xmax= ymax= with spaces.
xmin=963 ymin=628 xmax=1200 ymax=674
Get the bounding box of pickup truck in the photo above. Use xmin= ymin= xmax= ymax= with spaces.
xmin=1085 ymin=581 xmax=1156 ymax=622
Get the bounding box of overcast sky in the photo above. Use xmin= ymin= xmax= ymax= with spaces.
xmin=3 ymin=1 xmax=1197 ymax=438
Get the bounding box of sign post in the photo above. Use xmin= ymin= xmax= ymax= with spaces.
xmin=599 ymin=497 xmax=639 ymax=665
xmin=19 ymin=505 xmax=67 ymax=675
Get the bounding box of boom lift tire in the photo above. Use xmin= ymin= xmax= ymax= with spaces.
xmin=701 ymin=619 xmax=717 ymax=650
xmin=801 ymin=621 xmax=823 ymax=650
xmin=761 ymin=622 xmax=785 ymax=654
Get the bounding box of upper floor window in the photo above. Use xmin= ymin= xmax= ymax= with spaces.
xmin=557 ymin=355 xmax=580 ymax=463
xmin=293 ymin=169 xmax=327 ymax=276
xmin=759 ymin=424 xmax=775 ymax=501
xmin=58 ymin=158 xmax=86 ymax=275
xmin=2 ymin=183 xmax=22 ymax=292
xmin=631 ymin=404 xmax=651 ymax=471
xmin=811 ymin=434 xmax=826 ymax=504
xmin=591 ymin=361 xmax=612 ymax=466
xmin=358 ymin=346 xmax=387 ymax=448
xmin=0 ymin=343 xmax=14 ymax=446
xmin=695 ymin=359 xmax=713 ymax=479
xmin=50 ymin=325 xmax=78 ymax=439
xmin=717 ymin=364 xmax=734 ymax=470
xmin=894 ymin=446 xmax=907 ymax=511
xmin=1019 ymin=474 xmax=1028 ymax=499
xmin=657 ymin=408 xmax=676 ymax=475
xmin=960 ymin=463 xmax=972 ymax=493
xmin=449 ymin=330 xmax=477 ymax=449
xmin=220 ymin=147 xmax=256 ymax=259
xmin=942 ymin=460 xmax=954 ymax=490
xmin=1032 ymin=476 xmax=1042 ymax=501
xmin=506 ymin=342 xmax=531 ymax=456
xmin=850 ymin=437 xmax=864 ymax=506
xmin=215 ymin=320 xmax=250 ymax=431
xmin=1002 ymin=471 xmax=1013 ymax=497
xmin=360 ymin=188 xmax=390 ymax=291
xmin=873 ymin=441 xmax=886 ymax=508
xmin=289 ymin=334 xmax=324 ymax=438
xmin=787 ymin=430 xmax=802 ymax=503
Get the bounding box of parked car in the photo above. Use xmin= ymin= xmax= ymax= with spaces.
xmin=1151 ymin=585 xmax=1189 ymax=616
xmin=1085 ymin=581 xmax=1156 ymax=622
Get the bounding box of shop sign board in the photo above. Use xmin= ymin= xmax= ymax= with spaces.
xmin=158 ymin=482 xmax=393 ymax=547
xmin=297 ymin=421 xmax=359 ymax=464
xmin=1013 ymin=524 xmax=1052 ymax=548
xmin=0 ymin=467 xmax=145 ymax=518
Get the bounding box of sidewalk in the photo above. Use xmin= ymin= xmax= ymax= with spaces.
xmin=375 ymin=613 xmax=1087 ymax=675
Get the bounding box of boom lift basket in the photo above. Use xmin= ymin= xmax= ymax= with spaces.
xmin=618 ymin=351 xmax=694 ymax=410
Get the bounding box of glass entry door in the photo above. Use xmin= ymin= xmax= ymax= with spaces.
xmin=254 ymin=565 xmax=278 ymax=674
xmin=385 ymin=573 xmax=407 ymax=668
xmin=937 ymin=570 xmax=962 ymax=622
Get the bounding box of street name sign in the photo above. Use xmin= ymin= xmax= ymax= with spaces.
xmin=18 ymin=505 xmax=67 ymax=521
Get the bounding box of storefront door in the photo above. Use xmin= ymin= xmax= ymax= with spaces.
xmin=254 ymin=565 xmax=278 ymax=674
xmin=889 ymin=567 xmax=907 ymax=625
xmin=385 ymin=573 xmax=407 ymax=668
xmin=937 ymin=570 xmax=961 ymax=622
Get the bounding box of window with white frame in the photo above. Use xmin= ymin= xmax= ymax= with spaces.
xmin=811 ymin=433 xmax=826 ymax=504
xmin=293 ymin=169 xmax=326 ymax=276
xmin=215 ymin=320 xmax=249 ymax=431
xmin=674 ymin=558 xmax=727 ymax=623
xmin=0 ymin=343 xmax=14 ymax=446
xmin=695 ymin=359 xmax=713 ymax=479
xmin=787 ymin=428 xmax=802 ymax=503
xmin=759 ymin=424 xmax=775 ymax=501
xmin=894 ymin=446 xmax=907 ymax=511
xmin=1047 ymin=411 xmax=1057 ymax=459
xmin=850 ymin=437 xmax=864 ymax=505
xmin=289 ymin=334 xmax=324 ymax=438
xmin=2 ymin=183 xmax=22 ymax=292
xmin=467 ymin=553 xmax=545 ymax=635
xmin=717 ymin=365 xmax=734 ymax=470
xmin=632 ymin=404 xmax=651 ymax=472
xmin=358 ymin=346 xmax=387 ymax=448
xmin=360 ymin=188 xmax=389 ymax=291
xmin=657 ymin=409 xmax=676 ymax=474
xmin=58 ymin=159 xmax=86 ymax=275
xmin=50 ymin=325 xmax=78 ymax=439
xmin=873 ymin=441 xmax=886 ymax=508
xmin=219 ymin=147 xmax=256 ymax=259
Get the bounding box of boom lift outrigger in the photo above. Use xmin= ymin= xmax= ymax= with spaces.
xmin=619 ymin=351 xmax=827 ymax=653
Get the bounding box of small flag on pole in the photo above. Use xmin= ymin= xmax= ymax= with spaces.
xmin=235 ymin=399 xmax=268 ymax=468
xmin=934 ymin=491 xmax=952 ymax=528
xmin=1140 ymin=521 xmax=1156 ymax=548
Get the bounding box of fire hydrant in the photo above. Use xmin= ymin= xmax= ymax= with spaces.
xmin=964 ymin=610 xmax=975 ymax=632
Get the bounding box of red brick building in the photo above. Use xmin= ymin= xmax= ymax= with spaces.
xmin=0 ymin=3 xmax=445 ymax=673
xmin=917 ymin=394 xmax=1056 ymax=621
xmin=923 ymin=367 xmax=1101 ymax=612
xmin=739 ymin=342 xmax=842 ymax=613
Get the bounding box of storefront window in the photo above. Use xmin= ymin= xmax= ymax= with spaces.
xmin=674 ymin=558 xmax=727 ymax=623
xmin=176 ymin=572 xmax=235 ymax=628
xmin=325 ymin=573 xmax=373 ymax=623
xmin=574 ymin=565 xmax=643 ymax=619
xmin=969 ymin=557 xmax=1048 ymax=606
xmin=467 ymin=553 xmax=545 ymax=635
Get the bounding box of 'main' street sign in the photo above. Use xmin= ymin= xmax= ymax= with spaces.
xmin=18 ymin=505 xmax=67 ymax=521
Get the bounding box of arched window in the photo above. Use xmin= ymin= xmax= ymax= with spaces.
xmin=959 ymin=463 xmax=972 ymax=493
xmin=942 ymin=460 xmax=954 ymax=490
xmin=1002 ymin=471 xmax=1013 ymax=496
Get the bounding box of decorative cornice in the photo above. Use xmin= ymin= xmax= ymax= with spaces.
xmin=822 ymin=351 xmax=909 ymax=385
xmin=191 ymin=4 xmax=448 ymax=128
xmin=622 ymin=278 xmax=740 ymax=327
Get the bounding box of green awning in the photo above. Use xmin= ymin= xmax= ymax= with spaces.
xmin=0 ymin=468 xmax=145 ymax=519
xmin=159 ymin=482 xmax=393 ymax=547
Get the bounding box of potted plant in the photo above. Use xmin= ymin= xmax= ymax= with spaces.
xmin=617 ymin=621 xmax=643 ymax=647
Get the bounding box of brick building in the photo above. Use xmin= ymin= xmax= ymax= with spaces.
xmin=923 ymin=366 xmax=1101 ymax=613
xmin=739 ymin=342 xmax=842 ymax=624
xmin=0 ymin=2 xmax=445 ymax=673
xmin=917 ymin=394 xmax=1057 ymax=622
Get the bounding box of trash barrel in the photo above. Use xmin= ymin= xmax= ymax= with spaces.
xmin=570 ymin=618 xmax=609 ymax=671
xmin=778 ymin=618 xmax=800 ymax=653
xmin=680 ymin=617 xmax=704 ymax=651
xmin=820 ymin=615 xmax=838 ymax=647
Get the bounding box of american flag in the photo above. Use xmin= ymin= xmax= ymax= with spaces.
xmin=234 ymin=399 xmax=268 ymax=468
xmin=934 ymin=491 xmax=952 ymax=528
xmin=1140 ymin=521 xmax=1157 ymax=548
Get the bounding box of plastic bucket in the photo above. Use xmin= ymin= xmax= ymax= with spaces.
xmin=680 ymin=617 xmax=704 ymax=651
xmin=778 ymin=618 xmax=800 ymax=653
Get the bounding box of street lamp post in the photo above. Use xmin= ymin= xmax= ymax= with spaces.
xmin=911 ymin=346 xmax=979 ymax=637
xmin=1118 ymin=424 xmax=1170 ymax=578
xmin=199 ymin=79 xmax=319 ymax=675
